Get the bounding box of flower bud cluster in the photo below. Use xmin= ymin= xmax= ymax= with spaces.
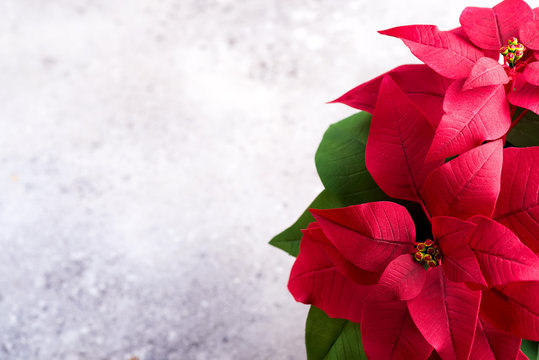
xmin=413 ymin=239 xmax=441 ymax=269
xmin=500 ymin=37 xmax=526 ymax=67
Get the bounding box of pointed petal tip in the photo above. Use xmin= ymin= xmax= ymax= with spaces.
xmin=301 ymin=221 xmax=321 ymax=233
xmin=461 ymin=82 xmax=473 ymax=91
xmin=465 ymin=281 xmax=488 ymax=290
xmin=377 ymin=26 xmax=409 ymax=37
xmin=477 ymin=278 xmax=488 ymax=288
xmin=378 ymin=26 xmax=406 ymax=38
xmin=424 ymin=146 xmax=444 ymax=163
xmin=327 ymin=95 xmax=344 ymax=104
xmin=308 ymin=208 xmax=325 ymax=217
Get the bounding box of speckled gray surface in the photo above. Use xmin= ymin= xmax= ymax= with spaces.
xmin=0 ymin=0 xmax=513 ymax=359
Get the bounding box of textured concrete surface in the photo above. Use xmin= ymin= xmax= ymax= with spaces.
xmin=0 ymin=0 xmax=512 ymax=359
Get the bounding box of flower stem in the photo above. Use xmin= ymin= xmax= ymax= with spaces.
xmin=420 ymin=200 xmax=432 ymax=222
xmin=510 ymin=105 xmax=517 ymax=118
xmin=509 ymin=109 xmax=528 ymax=133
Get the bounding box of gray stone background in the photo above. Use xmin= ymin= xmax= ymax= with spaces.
xmin=0 ymin=0 xmax=521 ymax=359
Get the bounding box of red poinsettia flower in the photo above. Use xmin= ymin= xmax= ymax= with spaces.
xmin=335 ymin=0 xmax=539 ymax=161
xmin=289 ymin=66 xmax=539 ymax=359
xmin=379 ymin=0 xmax=539 ymax=161
xmin=288 ymin=202 xmax=539 ymax=358
xmin=288 ymin=161 xmax=539 ymax=359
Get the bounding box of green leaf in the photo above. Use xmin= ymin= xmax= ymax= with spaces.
xmin=521 ymin=340 xmax=539 ymax=360
xmin=305 ymin=306 xmax=367 ymax=360
xmin=315 ymin=112 xmax=387 ymax=205
xmin=507 ymin=109 xmax=539 ymax=147
xmin=269 ymin=190 xmax=344 ymax=257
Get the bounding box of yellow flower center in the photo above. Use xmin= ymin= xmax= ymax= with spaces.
xmin=500 ymin=37 xmax=526 ymax=68
xmin=412 ymin=239 xmax=441 ymax=270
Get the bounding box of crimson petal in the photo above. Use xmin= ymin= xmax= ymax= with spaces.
xmin=493 ymin=147 xmax=539 ymax=252
xmin=311 ymin=202 xmax=415 ymax=273
xmin=468 ymin=216 xmax=539 ymax=286
xmin=507 ymin=76 xmax=539 ymax=114
xmin=372 ymin=254 xmax=426 ymax=301
xmin=366 ymin=75 xmax=443 ymax=202
xmin=331 ymin=64 xmax=451 ymax=127
xmin=481 ymin=281 xmax=539 ymax=341
xmin=303 ymin=223 xmax=382 ymax=285
xmin=460 ymin=7 xmax=502 ymax=50
xmin=520 ymin=19 xmax=539 ymax=50
xmin=422 ymin=140 xmax=503 ymax=220
xmin=379 ymin=25 xmax=484 ymax=79
xmin=408 ymin=267 xmax=481 ymax=360
xmin=463 ymin=57 xmax=509 ymax=90
xmin=469 ymin=317 xmax=521 ymax=360
xmin=432 ymin=216 xmax=486 ymax=286
xmin=361 ymin=300 xmax=432 ymax=360
xmin=524 ymin=62 xmax=539 ymax=86
xmin=427 ymin=81 xmax=510 ymax=161
xmin=450 ymin=25 xmax=502 ymax=61
xmin=288 ymin=224 xmax=371 ymax=322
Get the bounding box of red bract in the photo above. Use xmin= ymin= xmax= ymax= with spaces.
xmin=378 ymin=25 xmax=485 ymax=80
xmin=421 ymin=140 xmax=502 ymax=219
xmin=407 ymin=267 xmax=481 ymax=360
xmin=361 ymin=300 xmax=432 ymax=359
xmin=432 ymin=217 xmax=486 ymax=286
xmin=463 ymin=57 xmax=509 ymax=90
xmin=310 ymin=202 xmax=415 ymax=273
xmin=481 ymin=281 xmax=539 ymax=340
xmin=366 ymin=75 xmax=443 ymax=202
xmin=493 ymin=147 xmax=539 ymax=252
xmin=425 ymin=80 xmax=510 ymax=162
xmin=288 ymin=222 xmax=371 ymax=323
xmin=469 ymin=318 xmax=522 ymax=360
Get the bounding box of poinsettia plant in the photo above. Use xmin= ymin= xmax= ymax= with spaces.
xmin=270 ymin=0 xmax=539 ymax=359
